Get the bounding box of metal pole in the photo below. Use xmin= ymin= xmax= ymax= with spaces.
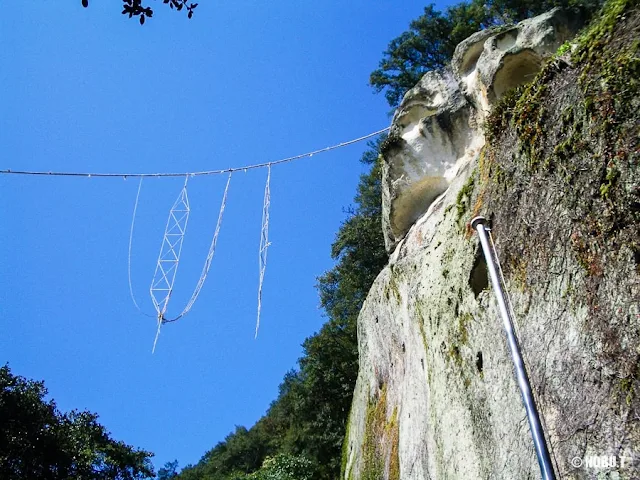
xmin=470 ymin=216 xmax=556 ymax=480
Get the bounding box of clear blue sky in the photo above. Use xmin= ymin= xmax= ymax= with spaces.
xmin=0 ymin=0 xmax=453 ymax=472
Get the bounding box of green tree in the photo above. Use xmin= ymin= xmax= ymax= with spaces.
xmin=317 ymin=137 xmax=388 ymax=323
xmin=294 ymin=137 xmax=388 ymax=479
xmin=249 ymin=454 xmax=314 ymax=480
xmin=158 ymin=460 xmax=179 ymax=479
xmin=0 ymin=364 xmax=154 ymax=480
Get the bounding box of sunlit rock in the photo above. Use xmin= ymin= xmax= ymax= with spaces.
xmin=382 ymin=8 xmax=581 ymax=252
xmin=346 ymin=4 xmax=640 ymax=480
xmin=454 ymin=7 xmax=583 ymax=109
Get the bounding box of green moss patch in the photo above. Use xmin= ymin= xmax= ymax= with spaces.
xmin=360 ymin=384 xmax=401 ymax=480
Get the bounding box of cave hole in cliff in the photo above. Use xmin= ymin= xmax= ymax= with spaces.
xmin=470 ymin=251 xmax=489 ymax=297
xmin=458 ymin=38 xmax=485 ymax=76
xmin=492 ymin=50 xmax=543 ymax=99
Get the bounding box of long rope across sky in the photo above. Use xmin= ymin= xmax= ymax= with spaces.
xmin=0 ymin=127 xmax=390 ymax=179
xmin=5 ymin=125 xmax=391 ymax=351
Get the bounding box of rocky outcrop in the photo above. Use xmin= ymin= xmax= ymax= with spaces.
xmin=382 ymin=8 xmax=582 ymax=252
xmin=346 ymin=3 xmax=640 ymax=480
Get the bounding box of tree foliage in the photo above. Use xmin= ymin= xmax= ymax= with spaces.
xmin=370 ymin=0 xmax=604 ymax=106
xmin=248 ymin=454 xmax=315 ymax=480
xmin=158 ymin=460 xmax=179 ymax=480
xmin=0 ymin=364 xmax=154 ymax=480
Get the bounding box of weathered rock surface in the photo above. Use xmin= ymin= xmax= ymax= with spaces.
xmin=346 ymin=4 xmax=640 ymax=480
xmin=382 ymin=8 xmax=581 ymax=252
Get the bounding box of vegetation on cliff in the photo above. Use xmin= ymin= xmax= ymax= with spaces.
xmin=472 ymin=0 xmax=639 ymax=470
xmin=481 ymin=0 xmax=639 ymax=285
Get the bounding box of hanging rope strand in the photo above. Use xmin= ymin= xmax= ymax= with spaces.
xmin=164 ymin=172 xmax=233 ymax=323
xmin=256 ymin=165 xmax=272 ymax=338
xmin=152 ymin=316 xmax=163 ymax=354
xmin=0 ymin=127 xmax=390 ymax=178
xmin=128 ymin=177 xmax=155 ymax=318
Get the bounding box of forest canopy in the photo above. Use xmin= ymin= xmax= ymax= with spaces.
xmin=0 ymin=364 xmax=154 ymax=480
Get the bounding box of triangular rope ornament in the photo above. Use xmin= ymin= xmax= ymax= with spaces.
xmin=137 ymin=173 xmax=233 ymax=353
xmin=151 ymin=177 xmax=191 ymax=352
xmin=256 ymin=165 xmax=272 ymax=338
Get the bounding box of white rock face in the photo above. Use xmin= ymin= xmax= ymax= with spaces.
xmin=345 ymin=163 xmax=545 ymax=479
xmin=453 ymin=8 xmax=582 ymax=109
xmin=382 ymin=8 xmax=580 ymax=252
xmin=346 ymin=170 xmax=639 ymax=478
xmin=344 ymin=8 xmax=640 ymax=480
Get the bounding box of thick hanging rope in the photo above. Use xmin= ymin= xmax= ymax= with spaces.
xmin=256 ymin=165 xmax=271 ymax=338
xmin=163 ymin=172 xmax=233 ymax=323
xmin=150 ymin=177 xmax=190 ymax=352
xmin=0 ymin=127 xmax=390 ymax=178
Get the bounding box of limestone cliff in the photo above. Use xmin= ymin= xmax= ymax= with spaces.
xmin=344 ymin=2 xmax=639 ymax=479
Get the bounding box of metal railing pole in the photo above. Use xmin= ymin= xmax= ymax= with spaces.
xmin=470 ymin=216 xmax=556 ymax=480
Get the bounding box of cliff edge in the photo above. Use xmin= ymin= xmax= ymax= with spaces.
xmin=344 ymin=2 xmax=639 ymax=479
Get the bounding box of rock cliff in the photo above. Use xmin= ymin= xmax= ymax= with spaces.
xmin=344 ymin=2 xmax=639 ymax=479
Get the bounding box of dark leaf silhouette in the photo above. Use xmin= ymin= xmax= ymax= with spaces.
xmin=83 ymin=0 xmax=197 ymax=23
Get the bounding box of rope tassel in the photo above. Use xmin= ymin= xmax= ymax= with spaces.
xmin=128 ymin=177 xmax=155 ymax=319
xmin=256 ymin=165 xmax=271 ymax=338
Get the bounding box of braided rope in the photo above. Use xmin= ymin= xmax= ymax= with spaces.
xmin=1 ymin=128 xmax=390 ymax=178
